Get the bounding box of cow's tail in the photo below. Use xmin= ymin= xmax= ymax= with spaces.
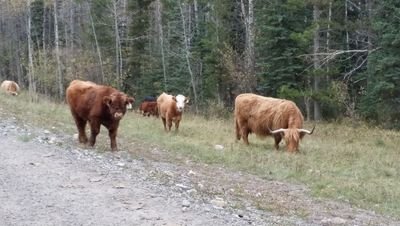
xmin=235 ymin=116 xmax=241 ymax=141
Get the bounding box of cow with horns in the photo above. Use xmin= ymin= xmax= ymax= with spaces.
xmin=234 ymin=93 xmax=314 ymax=152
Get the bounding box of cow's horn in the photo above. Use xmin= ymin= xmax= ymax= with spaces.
xmin=298 ymin=125 xmax=316 ymax=135
xmin=268 ymin=127 xmax=287 ymax=134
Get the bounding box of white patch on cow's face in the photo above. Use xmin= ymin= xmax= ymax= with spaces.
xmin=175 ymin=94 xmax=187 ymax=112
xmin=126 ymin=103 xmax=132 ymax=110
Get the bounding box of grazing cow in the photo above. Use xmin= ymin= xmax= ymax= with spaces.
xmin=139 ymin=101 xmax=158 ymax=117
xmin=157 ymin=92 xmax=189 ymax=132
xmin=234 ymin=93 xmax=314 ymax=152
xmin=66 ymin=80 xmax=135 ymax=151
xmin=143 ymin=96 xmax=157 ymax=102
xmin=0 ymin=80 xmax=20 ymax=96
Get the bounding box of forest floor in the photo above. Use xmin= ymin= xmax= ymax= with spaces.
xmin=0 ymin=111 xmax=399 ymax=225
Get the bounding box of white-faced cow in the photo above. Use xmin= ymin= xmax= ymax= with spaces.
xmin=157 ymin=92 xmax=189 ymax=132
xmin=234 ymin=93 xmax=314 ymax=152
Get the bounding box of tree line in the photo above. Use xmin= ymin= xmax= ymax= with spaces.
xmin=0 ymin=0 xmax=399 ymax=128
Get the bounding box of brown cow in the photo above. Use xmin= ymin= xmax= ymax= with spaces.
xmin=66 ymin=80 xmax=135 ymax=151
xmin=0 ymin=80 xmax=20 ymax=96
xmin=234 ymin=93 xmax=314 ymax=152
xmin=139 ymin=101 xmax=158 ymax=117
xmin=157 ymin=92 xmax=189 ymax=132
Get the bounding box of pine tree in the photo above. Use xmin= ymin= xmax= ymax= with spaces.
xmin=255 ymin=0 xmax=312 ymax=97
xmin=360 ymin=0 xmax=400 ymax=128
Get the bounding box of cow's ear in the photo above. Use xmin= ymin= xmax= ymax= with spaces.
xmin=126 ymin=97 xmax=135 ymax=109
xmin=126 ymin=97 xmax=135 ymax=104
xmin=103 ymin=96 xmax=112 ymax=106
xmin=185 ymin=97 xmax=190 ymax=104
xmin=172 ymin=96 xmax=177 ymax=102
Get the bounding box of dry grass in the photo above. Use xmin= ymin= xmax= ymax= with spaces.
xmin=1 ymin=92 xmax=400 ymax=218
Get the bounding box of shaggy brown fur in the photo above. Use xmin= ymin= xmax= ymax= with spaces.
xmin=234 ymin=93 xmax=312 ymax=152
xmin=157 ymin=92 xmax=188 ymax=132
xmin=1 ymin=80 xmax=20 ymax=96
xmin=66 ymin=80 xmax=135 ymax=151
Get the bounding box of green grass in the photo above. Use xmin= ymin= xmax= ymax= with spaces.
xmin=1 ymin=92 xmax=400 ymax=218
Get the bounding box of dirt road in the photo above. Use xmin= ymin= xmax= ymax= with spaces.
xmin=0 ymin=117 xmax=278 ymax=226
xmin=0 ymin=116 xmax=399 ymax=226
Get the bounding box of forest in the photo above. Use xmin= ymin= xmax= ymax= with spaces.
xmin=0 ymin=0 xmax=399 ymax=128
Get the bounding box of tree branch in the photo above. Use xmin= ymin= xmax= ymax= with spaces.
xmin=344 ymin=56 xmax=368 ymax=80
xmin=299 ymin=48 xmax=379 ymax=58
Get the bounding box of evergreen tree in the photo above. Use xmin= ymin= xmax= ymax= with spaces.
xmin=360 ymin=0 xmax=400 ymax=128
xmin=255 ymin=0 xmax=312 ymax=98
xmin=125 ymin=0 xmax=154 ymax=98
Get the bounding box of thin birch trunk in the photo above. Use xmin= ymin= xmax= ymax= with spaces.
xmin=155 ymin=0 xmax=167 ymax=90
xmin=88 ymin=2 xmax=104 ymax=83
xmin=179 ymin=1 xmax=198 ymax=113
xmin=27 ymin=0 xmax=36 ymax=99
xmin=313 ymin=4 xmax=321 ymax=120
xmin=246 ymin=0 xmax=254 ymax=76
xmin=15 ymin=41 xmax=23 ymax=87
xmin=240 ymin=0 xmax=255 ymax=91
xmin=112 ymin=0 xmax=122 ymax=88
xmin=54 ymin=0 xmax=63 ymax=100
xmin=64 ymin=5 xmax=69 ymax=52
xmin=366 ymin=0 xmax=372 ymax=50
xmin=194 ymin=0 xmax=199 ymax=34
xmin=345 ymin=0 xmax=350 ymax=51
xmin=326 ymin=1 xmax=332 ymax=81
xmin=42 ymin=2 xmax=47 ymax=80
xmin=70 ymin=0 xmax=74 ymax=51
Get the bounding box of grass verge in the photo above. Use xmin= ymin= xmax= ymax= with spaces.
xmin=1 ymin=92 xmax=399 ymax=218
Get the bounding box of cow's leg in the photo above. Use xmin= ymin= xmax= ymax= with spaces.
xmin=73 ymin=114 xmax=88 ymax=144
xmin=235 ymin=119 xmax=241 ymax=140
xmin=167 ymin=118 xmax=173 ymax=131
xmin=88 ymin=121 xmax=101 ymax=147
xmin=274 ymin=134 xmax=282 ymax=150
xmin=174 ymin=120 xmax=180 ymax=132
xmin=161 ymin=117 xmax=167 ymax=131
xmin=108 ymin=127 xmax=118 ymax=151
xmin=241 ymin=127 xmax=250 ymax=145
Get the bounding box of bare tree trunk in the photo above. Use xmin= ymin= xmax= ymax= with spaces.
xmin=193 ymin=0 xmax=199 ymax=34
xmin=15 ymin=41 xmax=23 ymax=87
xmin=27 ymin=0 xmax=36 ymax=99
xmin=63 ymin=5 xmax=69 ymax=52
xmin=155 ymin=0 xmax=167 ymax=90
xmin=326 ymin=1 xmax=332 ymax=81
xmin=313 ymin=4 xmax=322 ymax=120
xmin=179 ymin=1 xmax=198 ymax=113
xmin=88 ymin=2 xmax=104 ymax=83
xmin=62 ymin=0 xmax=75 ymax=79
xmin=63 ymin=1 xmax=71 ymax=80
xmin=42 ymin=1 xmax=48 ymax=84
xmin=69 ymin=0 xmax=74 ymax=51
xmin=305 ymin=96 xmax=311 ymax=121
xmin=240 ymin=0 xmax=255 ymax=91
xmin=112 ymin=0 xmax=122 ymax=88
xmin=345 ymin=0 xmax=350 ymax=51
xmin=366 ymin=0 xmax=373 ymax=50
xmin=54 ymin=0 xmax=63 ymax=100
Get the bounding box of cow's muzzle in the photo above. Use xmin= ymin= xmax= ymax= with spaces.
xmin=114 ymin=112 xmax=124 ymax=119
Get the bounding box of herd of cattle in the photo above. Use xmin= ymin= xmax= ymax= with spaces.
xmin=1 ymin=79 xmax=314 ymax=153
